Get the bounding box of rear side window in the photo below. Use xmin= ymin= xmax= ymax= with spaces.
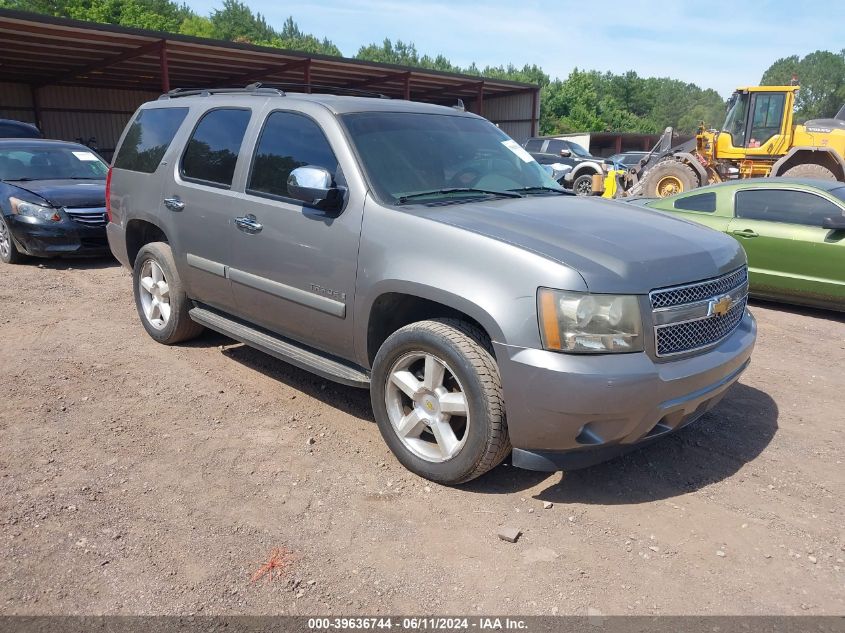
xmin=735 ymin=189 xmax=843 ymax=227
xmin=674 ymin=192 xmax=716 ymax=212
xmin=181 ymin=108 xmax=251 ymax=188
xmin=114 ymin=107 xmax=188 ymax=173
xmin=546 ymin=140 xmax=566 ymax=155
xmin=247 ymin=111 xmax=338 ymax=200
xmin=524 ymin=139 xmax=543 ymax=152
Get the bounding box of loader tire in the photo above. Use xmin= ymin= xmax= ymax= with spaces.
xmin=781 ymin=163 xmax=836 ymax=181
xmin=641 ymin=160 xmax=699 ymax=198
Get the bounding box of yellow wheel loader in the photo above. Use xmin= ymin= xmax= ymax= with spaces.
xmin=602 ymin=85 xmax=845 ymax=198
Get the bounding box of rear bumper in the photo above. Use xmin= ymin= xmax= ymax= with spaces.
xmin=6 ymin=214 xmax=109 ymax=257
xmin=106 ymin=221 xmax=130 ymax=268
xmin=494 ymin=310 xmax=756 ymax=471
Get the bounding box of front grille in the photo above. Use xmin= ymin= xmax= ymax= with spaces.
xmin=651 ymin=266 xmax=748 ymax=357
xmin=650 ymin=267 xmax=748 ymax=309
xmin=65 ymin=206 xmax=107 ymax=227
xmin=656 ymin=296 xmax=747 ymax=356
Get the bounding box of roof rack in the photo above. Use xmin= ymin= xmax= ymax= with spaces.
xmin=158 ymin=83 xmax=285 ymax=100
xmin=255 ymin=82 xmax=391 ymax=99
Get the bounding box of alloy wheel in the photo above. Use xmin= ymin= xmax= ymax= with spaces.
xmin=575 ymin=177 xmax=593 ymax=196
xmin=138 ymin=259 xmax=171 ymax=330
xmin=384 ymin=352 xmax=470 ymax=463
xmin=0 ymin=220 xmax=10 ymax=260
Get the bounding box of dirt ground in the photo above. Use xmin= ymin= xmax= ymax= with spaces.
xmin=1 ymin=256 xmax=843 ymax=616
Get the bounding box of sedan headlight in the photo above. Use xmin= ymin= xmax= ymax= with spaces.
xmin=10 ymin=197 xmax=63 ymax=222
xmin=538 ymin=288 xmax=643 ymax=353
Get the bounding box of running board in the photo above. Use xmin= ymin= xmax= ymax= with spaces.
xmin=188 ymin=305 xmax=370 ymax=388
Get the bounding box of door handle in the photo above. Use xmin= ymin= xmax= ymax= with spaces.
xmin=234 ymin=214 xmax=263 ymax=234
xmin=163 ymin=197 xmax=185 ymax=212
xmin=731 ymin=228 xmax=758 ymax=238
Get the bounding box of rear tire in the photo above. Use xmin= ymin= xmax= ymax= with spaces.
xmin=641 ymin=159 xmax=699 ymax=198
xmin=0 ymin=216 xmax=23 ymax=264
xmin=132 ymin=242 xmax=204 ymax=345
xmin=371 ymin=318 xmax=510 ymax=485
xmin=781 ymin=163 xmax=837 ymax=181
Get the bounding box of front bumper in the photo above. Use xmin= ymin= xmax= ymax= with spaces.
xmin=494 ymin=310 xmax=756 ymax=471
xmin=6 ymin=214 xmax=109 ymax=258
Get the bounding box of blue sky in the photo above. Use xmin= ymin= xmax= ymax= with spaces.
xmin=187 ymin=0 xmax=843 ymax=98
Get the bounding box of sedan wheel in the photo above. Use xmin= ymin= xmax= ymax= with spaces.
xmin=0 ymin=216 xmax=22 ymax=264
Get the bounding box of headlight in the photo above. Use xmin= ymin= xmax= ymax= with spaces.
xmin=538 ymin=288 xmax=643 ymax=353
xmin=10 ymin=197 xmax=63 ymax=222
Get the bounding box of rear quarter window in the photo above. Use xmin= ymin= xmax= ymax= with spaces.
xmin=113 ymin=107 xmax=189 ymax=173
xmin=673 ymin=192 xmax=716 ymax=212
xmin=524 ymin=139 xmax=543 ymax=152
xmin=180 ymin=108 xmax=251 ymax=188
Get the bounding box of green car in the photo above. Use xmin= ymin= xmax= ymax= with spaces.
xmin=642 ymin=178 xmax=845 ymax=311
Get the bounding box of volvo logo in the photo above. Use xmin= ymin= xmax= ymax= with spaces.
xmin=710 ymin=294 xmax=734 ymax=317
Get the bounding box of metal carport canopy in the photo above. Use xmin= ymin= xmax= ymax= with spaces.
xmin=0 ymin=8 xmax=538 ymax=127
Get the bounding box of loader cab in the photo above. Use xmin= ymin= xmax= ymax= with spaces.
xmin=716 ymin=87 xmax=796 ymax=160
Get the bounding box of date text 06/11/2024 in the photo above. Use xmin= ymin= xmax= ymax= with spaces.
xmin=307 ymin=617 xmax=528 ymax=630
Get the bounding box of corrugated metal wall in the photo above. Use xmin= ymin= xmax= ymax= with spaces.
xmin=0 ymin=82 xmax=156 ymax=159
xmin=471 ymin=90 xmax=537 ymax=143
xmin=0 ymin=82 xmax=36 ymax=125
xmin=1 ymin=81 xmax=538 ymax=157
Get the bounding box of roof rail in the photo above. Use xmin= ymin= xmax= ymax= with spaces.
xmin=239 ymin=82 xmax=391 ymax=99
xmin=158 ymin=83 xmax=285 ymax=100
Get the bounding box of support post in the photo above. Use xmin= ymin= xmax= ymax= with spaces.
xmin=30 ymin=84 xmax=43 ymax=130
xmin=304 ymin=58 xmax=312 ymax=93
xmin=476 ymin=82 xmax=484 ymax=117
xmin=531 ymin=88 xmax=539 ymax=136
xmin=404 ymin=74 xmax=411 ymax=100
xmin=159 ymin=42 xmax=170 ymax=93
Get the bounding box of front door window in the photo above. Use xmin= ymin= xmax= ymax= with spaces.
xmin=747 ymin=93 xmax=785 ymax=148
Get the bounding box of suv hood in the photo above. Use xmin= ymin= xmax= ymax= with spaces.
xmin=8 ymin=179 xmax=105 ymax=209
xmin=423 ymin=195 xmax=745 ymax=294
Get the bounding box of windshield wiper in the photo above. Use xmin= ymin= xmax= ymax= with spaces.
xmin=398 ymin=188 xmax=523 ymax=204
xmin=508 ymin=186 xmax=571 ymax=195
xmin=3 ymin=177 xmax=35 ymax=182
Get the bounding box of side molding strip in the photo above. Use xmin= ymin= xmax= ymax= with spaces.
xmin=187 ymin=253 xmax=226 ymax=278
xmin=228 ymin=267 xmax=346 ymax=318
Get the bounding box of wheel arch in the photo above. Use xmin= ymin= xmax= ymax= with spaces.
xmin=770 ymin=147 xmax=845 ymax=180
xmin=363 ymin=286 xmax=504 ymax=368
xmin=125 ymin=219 xmax=169 ymax=267
xmin=570 ymin=161 xmax=602 ymax=179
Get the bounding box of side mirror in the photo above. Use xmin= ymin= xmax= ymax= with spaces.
xmin=559 ymin=149 xmax=572 ymax=158
xmin=822 ymin=215 xmax=845 ymax=230
xmin=287 ymin=166 xmax=346 ymax=215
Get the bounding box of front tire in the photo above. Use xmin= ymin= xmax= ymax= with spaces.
xmin=573 ymin=173 xmax=595 ymax=196
xmin=640 ymin=159 xmax=699 ymax=197
xmin=132 ymin=242 xmax=204 ymax=345
xmin=0 ymin=216 xmax=23 ymax=264
xmin=371 ymin=319 xmax=510 ymax=485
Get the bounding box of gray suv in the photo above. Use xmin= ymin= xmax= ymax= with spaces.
xmin=106 ymin=87 xmax=756 ymax=485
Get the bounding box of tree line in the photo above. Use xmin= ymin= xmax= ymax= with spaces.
xmin=2 ymin=0 xmax=843 ymax=134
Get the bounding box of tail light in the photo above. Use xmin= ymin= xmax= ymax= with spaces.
xmin=105 ymin=166 xmax=113 ymax=223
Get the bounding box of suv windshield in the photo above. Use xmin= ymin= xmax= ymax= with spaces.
xmin=0 ymin=145 xmax=107 ymax=181
xmin=341 ymin=112 xmax=562 ymax=204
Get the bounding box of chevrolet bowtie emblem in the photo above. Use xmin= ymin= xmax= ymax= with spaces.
xmin=711 ymin=294 xmax=734 ymax=317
